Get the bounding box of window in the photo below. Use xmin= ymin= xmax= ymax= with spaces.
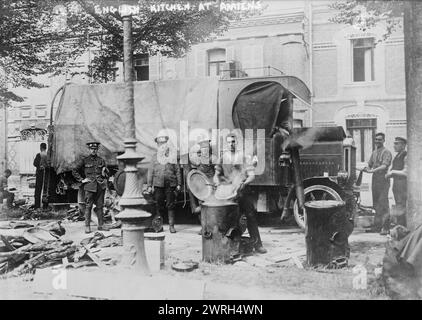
xmin=103 ymin=60 xmax=117 ymax=83
xmin=134 ymin=54 xmax=149 ymax=81
xmin=293 ymin=119 xmax=303 ymax=128
xmin=207 ymin=48 xmax=226 ymax=76
xmin=346 ymin=118 xmax=377 ymax=162
xmin=352 ymin=38 xmax=374 ymax=82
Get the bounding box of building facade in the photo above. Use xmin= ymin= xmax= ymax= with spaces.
xmin=2 ymin=0 xmax=406 ymax=202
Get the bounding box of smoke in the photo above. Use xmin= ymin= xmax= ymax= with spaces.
xmin=282 ymin=127 xmax=329 ymax=151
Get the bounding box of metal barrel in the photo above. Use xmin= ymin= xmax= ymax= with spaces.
xmin=304 ymin=200 xmax=346 ymax=267
xmin=201 ymin=201 xmax=241 ymax=263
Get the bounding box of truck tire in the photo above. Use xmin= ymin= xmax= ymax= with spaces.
xmin=293 ymin=184 xmax=342 ymax=230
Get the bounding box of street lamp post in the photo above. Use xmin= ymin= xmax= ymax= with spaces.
xmin=116 ymin=11 xmax=151 ymax=274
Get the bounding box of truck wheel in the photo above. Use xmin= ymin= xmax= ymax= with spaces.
xmin=293 ymin=184 xmax=342 ymax=230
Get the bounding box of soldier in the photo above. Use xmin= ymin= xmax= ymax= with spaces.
xmin=72 ymin=142 xmax=110 ymax=233
xmin=147 ymin=133 xmax=182 ymax=233
xmin=364 ymin=132 xmax=393 ymax=235
xmin=0 ymin=169 xmax=14 ymax=208
xmin=33 ymin=142 xmax=48 ymax=209
xmin=213 ymin=133 xmax=267 ymax=254
xmin=386 ymin=137 xmax=408 ymax=227
xmin=188 ymin=139 xmax=217 ymax=234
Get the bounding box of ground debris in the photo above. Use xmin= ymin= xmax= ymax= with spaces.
xmin=0 ymin=220 xmax=98 ymax=277
xmin=80 ymin=232 xmax=122 ymax=248
xmin=172 ymin=260 xmax=199 ymax=272
xmin=4 ymin=241 xmax=78 ymax=276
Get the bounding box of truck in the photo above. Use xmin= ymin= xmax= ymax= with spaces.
xmin=46 ymin=75 xmax=357 ymax=229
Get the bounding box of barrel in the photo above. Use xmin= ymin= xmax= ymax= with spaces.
xmin=304 ymin=200 xmax=347 ymax=267
xmin=201 ymin=201 xmax=241 ymax=263
xmin=144 ymin=232 xmax=165 ymax=272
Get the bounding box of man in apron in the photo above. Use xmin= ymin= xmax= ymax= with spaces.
xmin=213 ymin=133 xmax=267 ymax=254
xmin=364 ymin=132 xmax=392 ymax=235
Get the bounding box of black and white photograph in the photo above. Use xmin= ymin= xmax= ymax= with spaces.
xmin=0 ymin=0 xmax=422 ymax=304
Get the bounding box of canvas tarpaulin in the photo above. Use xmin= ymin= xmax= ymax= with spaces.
xmin=53 ymin=78 xmax=219 ymax=174
xmin=232 ymin=81 xmax=286 ymax=137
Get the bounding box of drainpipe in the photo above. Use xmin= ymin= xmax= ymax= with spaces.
xmin=3 ymin=103 xmax=7 ymax=171
xmin=308 ymin=0 xmax=313 ymax=126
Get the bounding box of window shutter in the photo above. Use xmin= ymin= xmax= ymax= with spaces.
xmin=195 ymin=49 xmax=206 ymax=77
xmin=241 ymin=45 xmax=263 ymax=77
xmin=251 ymin=45 xmax=263 ymax=77
xmin=163 ymin=57 xmax=177 ymax=80
xmin=149 ymin=54 xmax=159 ymax=80
xmin=241 ymin=45 xmax=253 ymax=76
xmin=226 ymin=46 xmax=236 ymax=62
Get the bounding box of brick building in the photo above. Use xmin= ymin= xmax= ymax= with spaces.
xmin=1 ymin=0 xmax=406 ymax=203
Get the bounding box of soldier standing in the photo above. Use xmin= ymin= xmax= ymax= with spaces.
xmin=386 ymin=137 xmax=408 ymax=227
xmin=364 ymin=133 xmax=393 ymax=235
xmin=147 ymin=133 xmax=182 ymax=233
xmin=33 ymin=143 xmax=48 ymax=209
xmin=213 ymin=133 xmax=267 ymax=254
xmin=0 ymin=169 xmax=14 ymax=208
xmin=72 ymin=142 xmax=110 ymax=233
xmin=188 ymin=139 xmax=217 ymax=234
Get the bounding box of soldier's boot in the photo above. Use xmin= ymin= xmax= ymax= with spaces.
xmin=97 ymin=207 xmax=110 ymax=231
xmin=78 ymin=203 xmax=86 ymax=221
xmin=85 ymin=206 xmax=92 ymax=234
xmin=168 ymin=210 xmax=176 ymax=233
xmin=197 ymin=213 xmax=202 ymax=235
xmin=248 ymin=219 xmax=267 ymax=254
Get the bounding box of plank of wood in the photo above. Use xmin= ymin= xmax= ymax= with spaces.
xmin=82 ymin=245 xmax=107 ymax=269
xmin=1 ymin=235 xmax=16 ymax=251
xmin=270 ymin=249 xmax=307 ymax=263
xmin=291 ymin=255 xmax=304 ymax=269
xmin=0 ymin=244 xmax=32 ymax=258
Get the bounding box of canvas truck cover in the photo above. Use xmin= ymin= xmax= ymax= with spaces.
xmin=53 ymin=78 xmax=219 ymax=174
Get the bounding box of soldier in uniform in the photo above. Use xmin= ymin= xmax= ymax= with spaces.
xmin=147 ymin=133 xmax=182 ymax=233
xmin=364 ymin=132 xmax=393 ymax=235
xmin=72 ymin=142 xmax=110 ymax=233
xmin=386 ymin=137 xmax=408 ymax=227
xmin=33 ymin=143 xmax=48 ymax=209
xmin=0 ymin=169 xmax=14 ymax=208
xmin=213 ymin=133 xmax=267 ymax=254
xmin=188 ymin=139 xmax=217 ymax=234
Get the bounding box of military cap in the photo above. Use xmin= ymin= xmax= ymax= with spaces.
xmin=198 ymin=139 xmax=212 ymax=148
xmin=394 ymin=137 xmax=407 ymax=144
xmin=155 ymin=135 xmax=169 ymax=143
xmin=87 ymin=142 xmax=100 ymax=149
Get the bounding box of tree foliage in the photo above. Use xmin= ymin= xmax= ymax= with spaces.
xmin=329 ymin=0 xmax=404 ymax=40
xmin=0 ymin=0 xmax=253 ymax=103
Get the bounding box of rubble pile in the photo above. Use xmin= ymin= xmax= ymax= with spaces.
xmin=0 ymin=240 xmax=77 ymax=275
xmin=0 ymin=220 xmax=119 ymax=277
xmin=64 ymin=207 xmax=83 ymax=222
xmin=80 ymin=232 xmax=122 ymax=248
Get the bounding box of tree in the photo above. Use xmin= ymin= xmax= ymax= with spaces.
xmin=329 ymin=0 xmax=403 ymax=40
xmin=330 ymin=0 xmax=422 ymax=230
xmin=0 ymin=0 xmax=253 ymax=103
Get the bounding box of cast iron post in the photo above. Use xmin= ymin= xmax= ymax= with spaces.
xmin=116 ymin=11 xmax=151 ymax=273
